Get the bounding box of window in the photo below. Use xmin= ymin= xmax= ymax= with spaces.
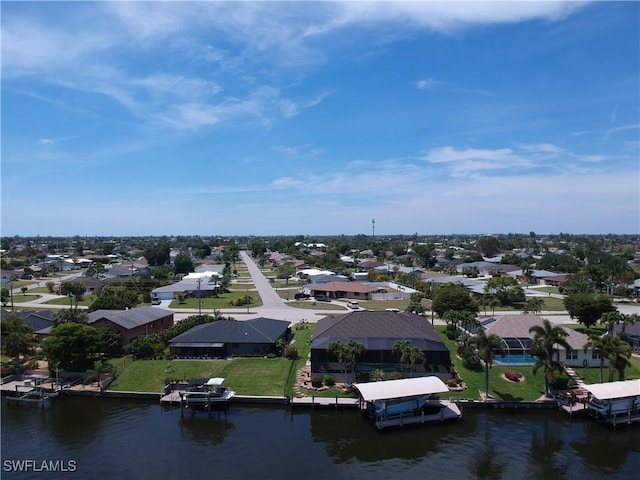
xmin=566 ymin=350 xmax=578 ymax=360
xmin=592 ymin=351 xmax=600 ymax=360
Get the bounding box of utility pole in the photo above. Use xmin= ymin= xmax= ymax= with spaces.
xmin=197 ymin=277 xmax=202 ymax=316
xmin=371 ymin=218 xmax=375 ymax=238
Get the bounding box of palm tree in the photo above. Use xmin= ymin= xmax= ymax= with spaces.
xmin=474 ymin=327 xmax=504 ymax=399
xmin=583 ymin=334 xmax=616 ymax=383
xmin=392 ymin=339 xmax=413 ymax=374
xmin=529 ymin=318 xmax=572 ymax=397
xmin=344 ymin=340 xmax=366 ymax=384
xmin=327 ymin=340 xmax=348 ymax=378
xmin=600 ymin=311 xmax=623 ymax=335
xmin=529 ymin=318 xmax=572 ymax=365
xmin=606 ymin=335 xmax=631 ymax=382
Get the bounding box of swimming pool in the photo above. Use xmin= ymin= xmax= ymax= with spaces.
xmin=494 ymin=354 xmax=537 ymax=365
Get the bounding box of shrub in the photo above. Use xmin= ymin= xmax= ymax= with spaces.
xmin=446 ymin=378 xmax=459 ymax=387
xmin=323 ymin=374 xmax=335 ymax=387
xmin=505 ymin=371 xmax=523 ymax=382
xmin=311 ymin=375 xmax=323 ymax=388
xmin=550 ymin=370 xmax=570 ymax=391
xmin=462 ymin=351 xmax=482 ymax=371
xmin=284 ymin=344 xmax=298 ymax=360
xmin=388 ymin=371 xmax=404 ymax=380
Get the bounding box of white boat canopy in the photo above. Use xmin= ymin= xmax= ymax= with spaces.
xmin=353 ymin=377 xmax=449 ymax=402
xmin=583 ymin=379 xmax=640 ymax=400
xmin=205 ymin=377 xmax=225 ymax=386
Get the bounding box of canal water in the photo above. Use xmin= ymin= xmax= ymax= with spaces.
xmin=1 ymin=397 xmax=638 ymax=479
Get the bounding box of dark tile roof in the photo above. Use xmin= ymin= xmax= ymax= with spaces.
xmin=311 ymin=311 xmax=448 ymax=352
xmin=169 ymin=317 xmax=290 ymax=346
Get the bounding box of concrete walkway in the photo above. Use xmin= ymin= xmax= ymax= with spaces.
xmin=563 ymin=366 xmax=586 ymax=387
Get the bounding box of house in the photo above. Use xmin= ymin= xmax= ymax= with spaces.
xmin=87 ymin=306 xmax=174 ymax=345
xmin=613 ymin=322 xmax=640 ymax=352
xmin=310 ymin=311 xmax=453 ymax=382
xmin=74 ymin=276 xmax=104 ymax=296
xmin=0 ymin=270 xmax=18 ymax=284
xmin=473 ymin=314 xmax=606 ymax=368
xmin=168 ymin=317 xmax=291 ymax=358
xmin=310 ymin=281 xmax=377 ymax=301
xmin=0 ymin=309 xmax=54 ymax=332
xmin=151 ymin=279 xmax=220 ymax=301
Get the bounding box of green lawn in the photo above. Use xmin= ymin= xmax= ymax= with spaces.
xmin=28 ymin=287 xmax=55 ymax=294
xmin=434 ymin=326 xmax=548 ymax=401
xmin=573 ymin=354 xmax=640 ymax=384
xmin=170 ymin=291 xmax=263 ymax=309
xmin=44 ymin=297 xmax=93 ymax=307
xmin=108 ymin=324 xmax=316 ymax=396
xmin=10 ymin=294 xmax=41 ymax=303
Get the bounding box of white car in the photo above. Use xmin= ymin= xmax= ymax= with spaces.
xmin=347 ymin=301 xmax=360 ymax=309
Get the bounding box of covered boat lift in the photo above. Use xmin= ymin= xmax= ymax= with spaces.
xmin=583 ymin=379 xmax=640 ymax=426
xmin=353 ymin=377 xmax=461 ymax=430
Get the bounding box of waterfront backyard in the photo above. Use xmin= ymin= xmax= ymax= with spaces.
xmin=104 ymin=322 xmax=640 ymax=402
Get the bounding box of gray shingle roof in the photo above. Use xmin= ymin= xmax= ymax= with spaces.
xmin=169 ymin=317 xmax=290 ymax=346
xmin=88 ymin=306 xmax=173 ymax=330
xmin=311 ymin=311 xmax=448 ymax=352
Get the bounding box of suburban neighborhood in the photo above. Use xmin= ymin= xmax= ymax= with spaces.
xmin=1 ymin=233 xmax=639 ymax=407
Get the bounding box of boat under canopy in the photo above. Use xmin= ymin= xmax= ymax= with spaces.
xmin=353 ymin=377 xmax=460 ymax=429
xmin=353 ymin=376 xmax=449 ymax=402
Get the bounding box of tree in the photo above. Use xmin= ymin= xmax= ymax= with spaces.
xmin=327 ymin=340 xmax=365 ymax=384
xmin=53 ymin=309 xmax=89 ymax=325
xmin=412 ymin=243 xmax=436 ymax=268
xmin=85 ymin=262 xmax=106 ymax=277
xmin=277 ymin=261 xmax=296 ymax=285
xmin=529 ymin=318 xmax=572 ymax=397
xmin=327 ymin=341 xmax=348 ymax=379
xmin=583 ymin=334 xmax=616 ymax=383
xmin=443 ymin=310 xmax=476 ymax=337
xmin=523 ymin=297 xmax=545 ymax=315
xmin=484 ymin=277 xmax=525 ymax=306
xmin=173 ymin=252 xmax=195 ymax=275
xmin=600 ymin=311 xmax=623 ymax=335
xmin=0 ymin=315 xmax=37 ymax=366
xmin=477 ymin=236 xmax=500 ymax=257
xmin=20 ymin=286 xmax=28 ymax=295
xmin=60 ymin=281 xmax=86 ymax=310
xmin=88 ymin=285 xmax=139 ymax=312
xmin=392 ymin=339 xmax=424 ymax=377
xmin=474 ymin=328 xmax=504 ymax=399
xmin=43 ymin=322 xmax=102 ymax=372
xmin=1 ymin=288 xmax=10 ymax=307
xmin=144 ymin=242 xmax=170 ymax=266
xmin=564 ymin=293 xmax=615 ymax=328
xmin=45 ymin=281 xmax=55 ymax=293
xmin=432 ymin=283 xmax=479 ymax=318
xmin=344 ymin=340 xmax=366 ymax=384
xmin=607 ymin=336 xmax=632 ymax=381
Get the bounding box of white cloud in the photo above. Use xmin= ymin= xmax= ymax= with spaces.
xmin=415 ymin=78 xmax=439 ymax=90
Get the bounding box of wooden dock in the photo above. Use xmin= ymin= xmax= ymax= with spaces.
xmin=290 ymin=396 xmax=359 ymax=408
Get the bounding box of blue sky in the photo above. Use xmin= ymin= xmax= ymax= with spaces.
xmin=2 ymin=1 xmax=639 ymax=237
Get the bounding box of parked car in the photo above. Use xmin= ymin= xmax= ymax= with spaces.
xmin=347 ymin=301 xmax=360 ymax=309
xmin=314 ymin=294 xmax=331 ymax=302
xmin=294 ymin=292 xmax=311 ymax=300
xmin=151 ymin=297 xmax=161 ymax=305
xmin=385 ymin=308 xmax=400 ymax=312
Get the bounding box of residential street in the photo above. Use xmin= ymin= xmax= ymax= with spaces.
xmin=7 ymin=257 xmax=639 ymax=327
